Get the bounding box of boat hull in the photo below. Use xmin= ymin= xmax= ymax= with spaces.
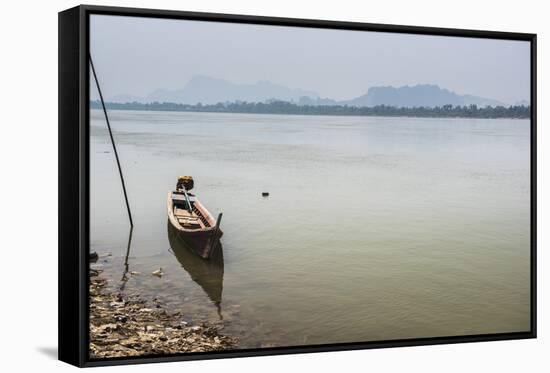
xmin=173 ymin=227 xmax=223 ymax=259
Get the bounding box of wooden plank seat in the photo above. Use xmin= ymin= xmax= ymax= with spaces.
xmin=174 ymin=207 xmax=206 ymax=229
xmin=174 ymin=207 xmax=193 ymax=216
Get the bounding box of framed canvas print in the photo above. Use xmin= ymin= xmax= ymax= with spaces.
xmin=58 ymin=5 xmax=537 ymax=367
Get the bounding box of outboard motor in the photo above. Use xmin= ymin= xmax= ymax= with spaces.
xmin=176 ymin=176 xmax=194 ymax=191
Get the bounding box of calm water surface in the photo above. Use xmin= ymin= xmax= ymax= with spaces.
xmin=90 ymin=109 xmax=530 ymax=348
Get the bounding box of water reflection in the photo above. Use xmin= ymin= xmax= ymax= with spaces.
xmin=167 ymin=221 xmax=224 ymax=318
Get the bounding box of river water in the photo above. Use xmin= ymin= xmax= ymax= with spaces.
xmin=90 ymin=109 xmax=531 ymax=348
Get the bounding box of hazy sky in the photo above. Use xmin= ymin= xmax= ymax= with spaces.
xmin=90 ymin=15 xmax=530 ymax=104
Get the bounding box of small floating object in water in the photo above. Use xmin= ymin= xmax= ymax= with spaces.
xmin=90 ymin=252 xmax=99 ymax=263
xmin=262 ymin=192 xmax=269 ymax=197
xmin=152 ymin=268 xmax=164 ymax=277
xmin=130 ymin=271 xmax=140 ymax=276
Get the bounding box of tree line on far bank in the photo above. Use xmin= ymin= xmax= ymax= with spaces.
xmin=90 ymin=100 xmax=530 ymax=119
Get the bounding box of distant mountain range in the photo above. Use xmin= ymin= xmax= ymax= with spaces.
xmin=344 ymin=85 xmax=505 ymax=108
xmin=110 ymin=75 xmax=317 ymax=106
xmin=108 ymin=75 xmax=522 ymax=108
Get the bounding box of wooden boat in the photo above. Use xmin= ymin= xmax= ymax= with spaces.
xmin=167 ymin=176 xmax=223 ymax=259
xmin=167 ymin=222 xmax=224 ymax=311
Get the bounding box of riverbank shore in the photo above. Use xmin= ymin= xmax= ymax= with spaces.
xmin=89 ymin=270 xmax=236 ymax=359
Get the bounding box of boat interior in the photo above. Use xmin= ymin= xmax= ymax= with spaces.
xmin=172 ymin=192 xmax=211 ymax=229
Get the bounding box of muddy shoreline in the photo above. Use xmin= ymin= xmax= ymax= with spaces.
xmin=89 ymin=269 xmax=237 ymax=358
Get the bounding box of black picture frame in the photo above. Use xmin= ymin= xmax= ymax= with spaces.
xmin=58 ymin=4 xmax=537 ymax=367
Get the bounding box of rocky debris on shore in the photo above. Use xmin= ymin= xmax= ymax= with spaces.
xmin=89 ymin=271 xmax=236 ymax=358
